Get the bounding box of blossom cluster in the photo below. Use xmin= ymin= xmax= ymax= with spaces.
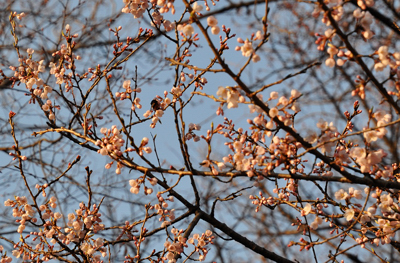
xmin=121 ymin=0 xmax=149 ymax=19
xmin=185 ymin=123 xmax=201 ymax=142
xmin=213 ymin=89 xmax=302 ymax=178
xmin=249 ymin=192 xmax=275 ymax=213
xmin=374 ymin=46 xmax=400 ymax=72
xmin=4 ymin=195 xmax=105 ymax=261
xmin=116 ymin=80 xmax=142 ymax=107
xmin=48 ymin=25 xmax=81 ymax=91
xmin=96 ymin=125 xmax=125 ymax=156
xmin=121 ymin=0 xmax=175 ymax=31
xmin=8 ymin=48 xmax=49 ymax=99
xmin=187 ymin=230 xmax=214 ymax=261
xmin=313 ymin=1 xmax=376 ymax=68
xmin=177 ymin=24 xmax=195 ymax=37
xmin=235 ymin=33 xmax=262 ymax=63
xmin=334 ymin=186 xmax=400 ymax=247
xmin=97 ymin=129 xmax=156 ymax=175
xmin=151 ymin=193 xmax=175 ymax=227
xmin=163 ymin=228 xmax=187 ymax=263
xmin=41 ymin=99 xmax=57 ymax=121
xmin=163 ymin=228 xmax=214 ymax=263
xmin=206 ymin=16 xmax=220 ymax=35
xmin=4 ymin=196 xmax=37 ymax=235
xmin=63 ymin=203 xmax=106 ymax=258
xmin=96 ymin=125 xmax=128 ymax=174
xmin=0 ymin=245 xmax=12 ymax=263
xmin=216 ymin=86 xmax=245 ymax=109
xmin=129 ymin=174 xmax=157 ymax=195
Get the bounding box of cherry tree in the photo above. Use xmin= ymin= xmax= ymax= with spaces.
xmin=1 ymin=0 xmax=400 ymax=262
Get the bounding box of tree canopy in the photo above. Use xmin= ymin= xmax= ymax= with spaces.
xmin=1 ymin=0 xmax=400 ymax=262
